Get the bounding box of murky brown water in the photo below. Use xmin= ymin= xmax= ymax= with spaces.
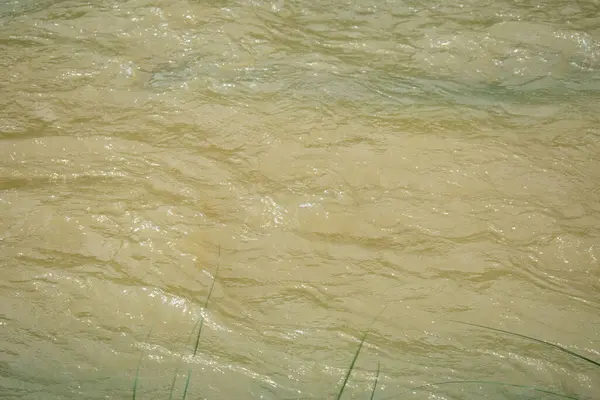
xmin=1 ymin=0 xmax=600 ymax=399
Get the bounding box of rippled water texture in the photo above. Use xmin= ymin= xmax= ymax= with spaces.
xmin=1 ymin=0 xmax=600 ymax=398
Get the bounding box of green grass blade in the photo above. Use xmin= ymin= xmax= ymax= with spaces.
xmin=193 ymin=258 xmax=220 ymax=357
xmin=132 ymin=328 xmax=153 ymax=400
xmin=168 ymin=319 xmax=204 ymax=400
xmin=335 ymin=305 xmax=388 ymax=400
xmin=167 ymin=371 xmax=178 ymax=400
xmin=180 ymin=250 xmax=221 ymax=398
xmin=181 ymin=369 xmax=192 ymax=400
xmin=451 ymin=320 xmax=600 ymax=368
xmin=400 ymin=380 xmax=580 ymax=400
xmin=369 ymin=361 xmax=381 ymax=400
xmin=336 ymin=331 xmax=368 ymax=400
xmin=192 ymin=318 xmax=206 ymax=357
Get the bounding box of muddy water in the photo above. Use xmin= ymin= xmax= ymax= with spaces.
xmin=1 ymin=0 xmax=599 ymax=399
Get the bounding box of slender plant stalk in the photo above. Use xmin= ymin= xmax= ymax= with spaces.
xmin=167 ymin=367 xmax=179 ymax=400
xmin=336 ymin=331 xmax=368 ymax=400
xmin=182 ymin=247 xmax=221 ymax=399
xmin=132 ymin=328 xmax=153 ymax=400
xmin=169 ymin=281 xmax=215 ymax=399
xmin=168 ymin=321 xmax=203 ymax=400
xmin=395 ymin=380 xmax=581 ymax=400
xmin=390 ymin=320 xmax=600 ymax=400
xmin=193 ymin=261 xmax=219 ymax=356
xmin=451 ymin=320 xmax=600 ymax=368
xmin=335 ymin=305 xmax=388 ymax=400
xmin=143 ymin=248 xmax=221 ymax=400
xmin=181 ymin=371 xmax=192 ymax=400
xmin=369 ymin=361 xmax=381 ymax=400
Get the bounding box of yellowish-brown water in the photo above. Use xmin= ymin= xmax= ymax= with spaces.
xmin=1 ymin=0 xmax=599 ymax=399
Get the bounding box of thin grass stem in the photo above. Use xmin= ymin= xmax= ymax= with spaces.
xmin=132 ymin=328 xmax=153 ymax=400
xmin=391 ymin=380 xmax=581 ymax=400
xmin=369 ymin=361 xmax=381 ymax=400
xmin=451 ymin=320 xmax=600 ymax=368
xmin=335 ymin=305 xmax=388 ymax=400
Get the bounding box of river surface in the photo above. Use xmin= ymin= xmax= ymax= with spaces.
xmin=1 ymin=0 xmax=600 ymax=399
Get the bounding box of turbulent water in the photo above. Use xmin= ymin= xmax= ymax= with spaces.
xmin=1 ymin=0 xmax=600 ymax=399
